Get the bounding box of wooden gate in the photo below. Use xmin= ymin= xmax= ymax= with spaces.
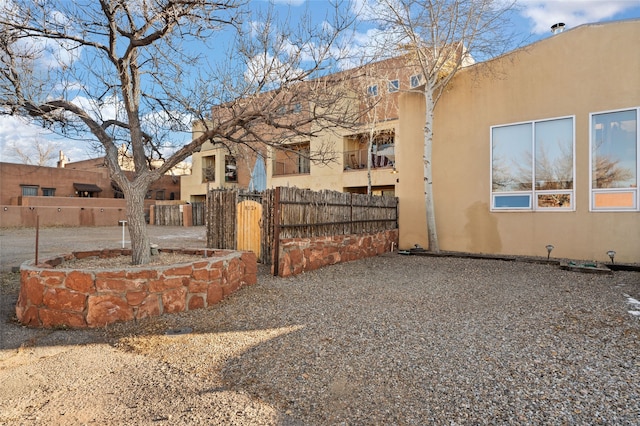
xmin=191 ymin=202 xmax=205 ymax=226
xmin=236 ymin=200 xmax=262 ymax=258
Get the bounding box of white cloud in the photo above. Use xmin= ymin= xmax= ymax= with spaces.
xmin=519 ymin=0 xmax=640 ymax=34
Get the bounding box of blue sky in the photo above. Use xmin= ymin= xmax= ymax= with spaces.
xmin=1 ymin=0 xmax=639 ymax=165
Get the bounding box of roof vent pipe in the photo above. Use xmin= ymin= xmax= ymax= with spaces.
xmin=551 ymin=23 xmax=566 ymax=34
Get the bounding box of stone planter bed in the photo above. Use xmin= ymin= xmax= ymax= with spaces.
xmin=16 ymin=248 xmax=257 ymax=328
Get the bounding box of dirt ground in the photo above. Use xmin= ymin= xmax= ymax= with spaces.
xmin=1 ymin=226 xmax=639 ymax=425
xmin=0 ymin=225 xmax=207 ymax=272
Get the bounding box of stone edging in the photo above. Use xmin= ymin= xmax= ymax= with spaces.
xmin=15 ymin=248 xmax=257 ymax=328
xmin=275 ymin=229 xmax=398 ymax=277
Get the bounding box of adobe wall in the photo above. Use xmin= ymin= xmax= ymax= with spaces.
xmin=275 ymin=229 xmax=398 ymax=277
xmin=0 ymin=198 xmax=158 ymax=227
xmin=16 ymin=248 xmax=257 ymax=328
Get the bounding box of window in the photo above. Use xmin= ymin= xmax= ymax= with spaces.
xmin=388 ymin=79 xmax=399 ymax=93
xmin=21 ymin=185 xmax=38 ymax=196
xmin=591 ymin=107 xmax=639 ymax=210
xmin=225 ymin=155 xmax=237 ymax=182
xmin=367 ymin=85 xmax=378 ymax=96
xmin=155 ymin=190 xmax=165 ymax=200
xmin=491 ymin=116 xmax=574 ymax=210
xmin=202 ymin=155 xmax=215 ymax=182
xmin=293 ymin=103 xmax=302 ymax=114
xmin=273 ymin=142 xmax=311 ymax=176
xmin=410 ymin=74 xmax=423 ymax=88
xmin=42 ymin=188 xmax=55 ymax=196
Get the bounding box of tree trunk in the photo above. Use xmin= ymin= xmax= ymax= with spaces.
xmin=126 ymin=186 xmax=151 ymax=265
xmin=423 ymin=88 xmax=439 ymax=252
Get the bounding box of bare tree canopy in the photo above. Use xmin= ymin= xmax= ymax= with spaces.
xmin=362 ymin=0 xmax=519 ymax=252
xmin=0 ymin=0 xmax=361 ymax=264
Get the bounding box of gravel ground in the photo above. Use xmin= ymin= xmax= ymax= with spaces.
xmin=1 ymin=228 xmax=640 ymax=424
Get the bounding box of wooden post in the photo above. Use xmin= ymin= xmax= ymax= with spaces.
xmin=272 ymin=187 xmax=281 ymax=276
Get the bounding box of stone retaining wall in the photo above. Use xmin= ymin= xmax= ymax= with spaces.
xmin=275 ymin=229 xmax=398 ymax=277
xmin=16 ymin=248 xmax=257 ymax=328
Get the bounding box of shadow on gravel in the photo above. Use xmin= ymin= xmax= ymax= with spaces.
xmin=2 ymin=253 xmax=640 ymax=424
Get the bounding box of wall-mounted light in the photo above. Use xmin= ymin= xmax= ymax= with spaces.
xmin=57 ymin=208 xmax=61 ymax=212
xmin=545 ymin=244 xmax=554 ymax=260
xmin=100 ymin=208 xmax=104 ymax=212
xmin=607 ymin=250 xmax=616 ymax=264
xmin=3 ymin=207 xmax=7 ymax=211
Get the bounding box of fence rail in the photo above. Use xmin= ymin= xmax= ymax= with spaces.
xmin=206 ymin=187 xmax=398 ymax=268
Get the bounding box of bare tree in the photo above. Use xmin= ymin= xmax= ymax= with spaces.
xmin=365 ymin=0 xmax=518 ymax=252
xmin=0 ymin=0 xmax=360 ymax=264
xmin=7 ymin=137 xmax=59 ymax=166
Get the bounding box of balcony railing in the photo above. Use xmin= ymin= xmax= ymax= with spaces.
xmin=273 ymin=157 xmax=311 ymax=176
xmin=344 ymin=148 xmax=394 ymax=171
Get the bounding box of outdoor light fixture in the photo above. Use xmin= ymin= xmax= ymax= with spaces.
xmin=391 ymin=167 xmax=398 ymax=174
xmin=545 ymin=244 xmax=554 ymax=260
xmin=607 ymin=250 xmax=616 ymax=264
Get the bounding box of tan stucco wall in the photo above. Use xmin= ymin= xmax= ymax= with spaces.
xmin=398 ymin=20 xmax=640 ymax=263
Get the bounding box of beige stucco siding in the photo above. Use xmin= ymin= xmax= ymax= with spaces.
xmin=399 ymin=20 xmax=640 ymax=263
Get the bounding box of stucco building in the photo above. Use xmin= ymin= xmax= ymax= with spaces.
xmin=182 ymin=19 xmax=639 ymax=263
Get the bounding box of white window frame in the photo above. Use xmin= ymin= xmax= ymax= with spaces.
xmin=589 ymin=106 xmax=639 ymax=211
xmin=388 ymin=79 xmax=399 ymax=93
xmin=367 ymin=85 xmax=378 ymax=96
xmin=490 ymin=115 xmax=576 ymax=212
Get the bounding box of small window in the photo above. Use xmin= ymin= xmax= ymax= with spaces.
xmin=202 ymin=155 xmax=215 ymax=183
xmin=293 ymin=103 xmax=302 ymax=114
xmin=388 ymin=79 xmax=399 ymax=93
xmin=155 ymin=190 xmax=165 ymax=200
xmin=410 ymin=74 xmax=423 ymax=88
xmin=42 ymin=188 xmax=55 ymax=197
xmin=225 ymin=155 xmax=237 ymax=182
xmin=367 ymin=85 xmax=378 ymax=96
xmin=21 ymin=185 xmax=38 ymax=196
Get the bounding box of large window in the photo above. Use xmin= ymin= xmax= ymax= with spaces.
xmin=21 ymin=185 xmax=38 ymax=196
xmin=273 ymin=142 xmax=310 ymax=176
xmin=491 ymin=116 xmax=574 ymax=210
xmin=591 ymin=108 xmax=638 ymax=210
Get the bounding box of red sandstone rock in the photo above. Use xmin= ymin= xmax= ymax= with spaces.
xmin=209 ymin=267 xmax=222 ymax=280
xmin=137 ymin=295 xmax=161 ymax=319
xmin=15 ymin=305 xmax=39 ymax=326
xmin=96 ymin=277 xmax=147 ymax=293
xmin=126 ymin=270 xmax=158 ymax=280
xmin=188 ymin=280 xmax=209 ymax=293
xmin=39 ymin=308 xmax=86 ymax=328
xmin=206 ymin=284 xmax=223 ymax=305
xmin=39 ymin=270 xmax=66 ymax=286
xmin=162 ymin=288 xmax=187 ymax=313
xmin=65 ymin=271 xmax=95 ymax=293
xmin=22 ymin=277 xmax=45 ymax=305
xmin=163 ymin=265 xmax=193 ymax=277
xmin=87 ymin=295 xmax=134 ymax=327
xmin=192 ymin=268 xmax=209 ymax=280
xmin=187 ymin=294 xmax=205 ymax=310
xmin=126 ymin=291 xmax=147 ymax=306
xmin=43 ymin=287 xmax=86 ymax=312
xmin=148 ymin=277 xmax=185 ymax=292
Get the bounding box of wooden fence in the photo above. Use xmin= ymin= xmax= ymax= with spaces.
xmin=205 ymin=187 xmax=398 ymax=268
xmin=154 ymin=204 xmax=183 ymax=226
